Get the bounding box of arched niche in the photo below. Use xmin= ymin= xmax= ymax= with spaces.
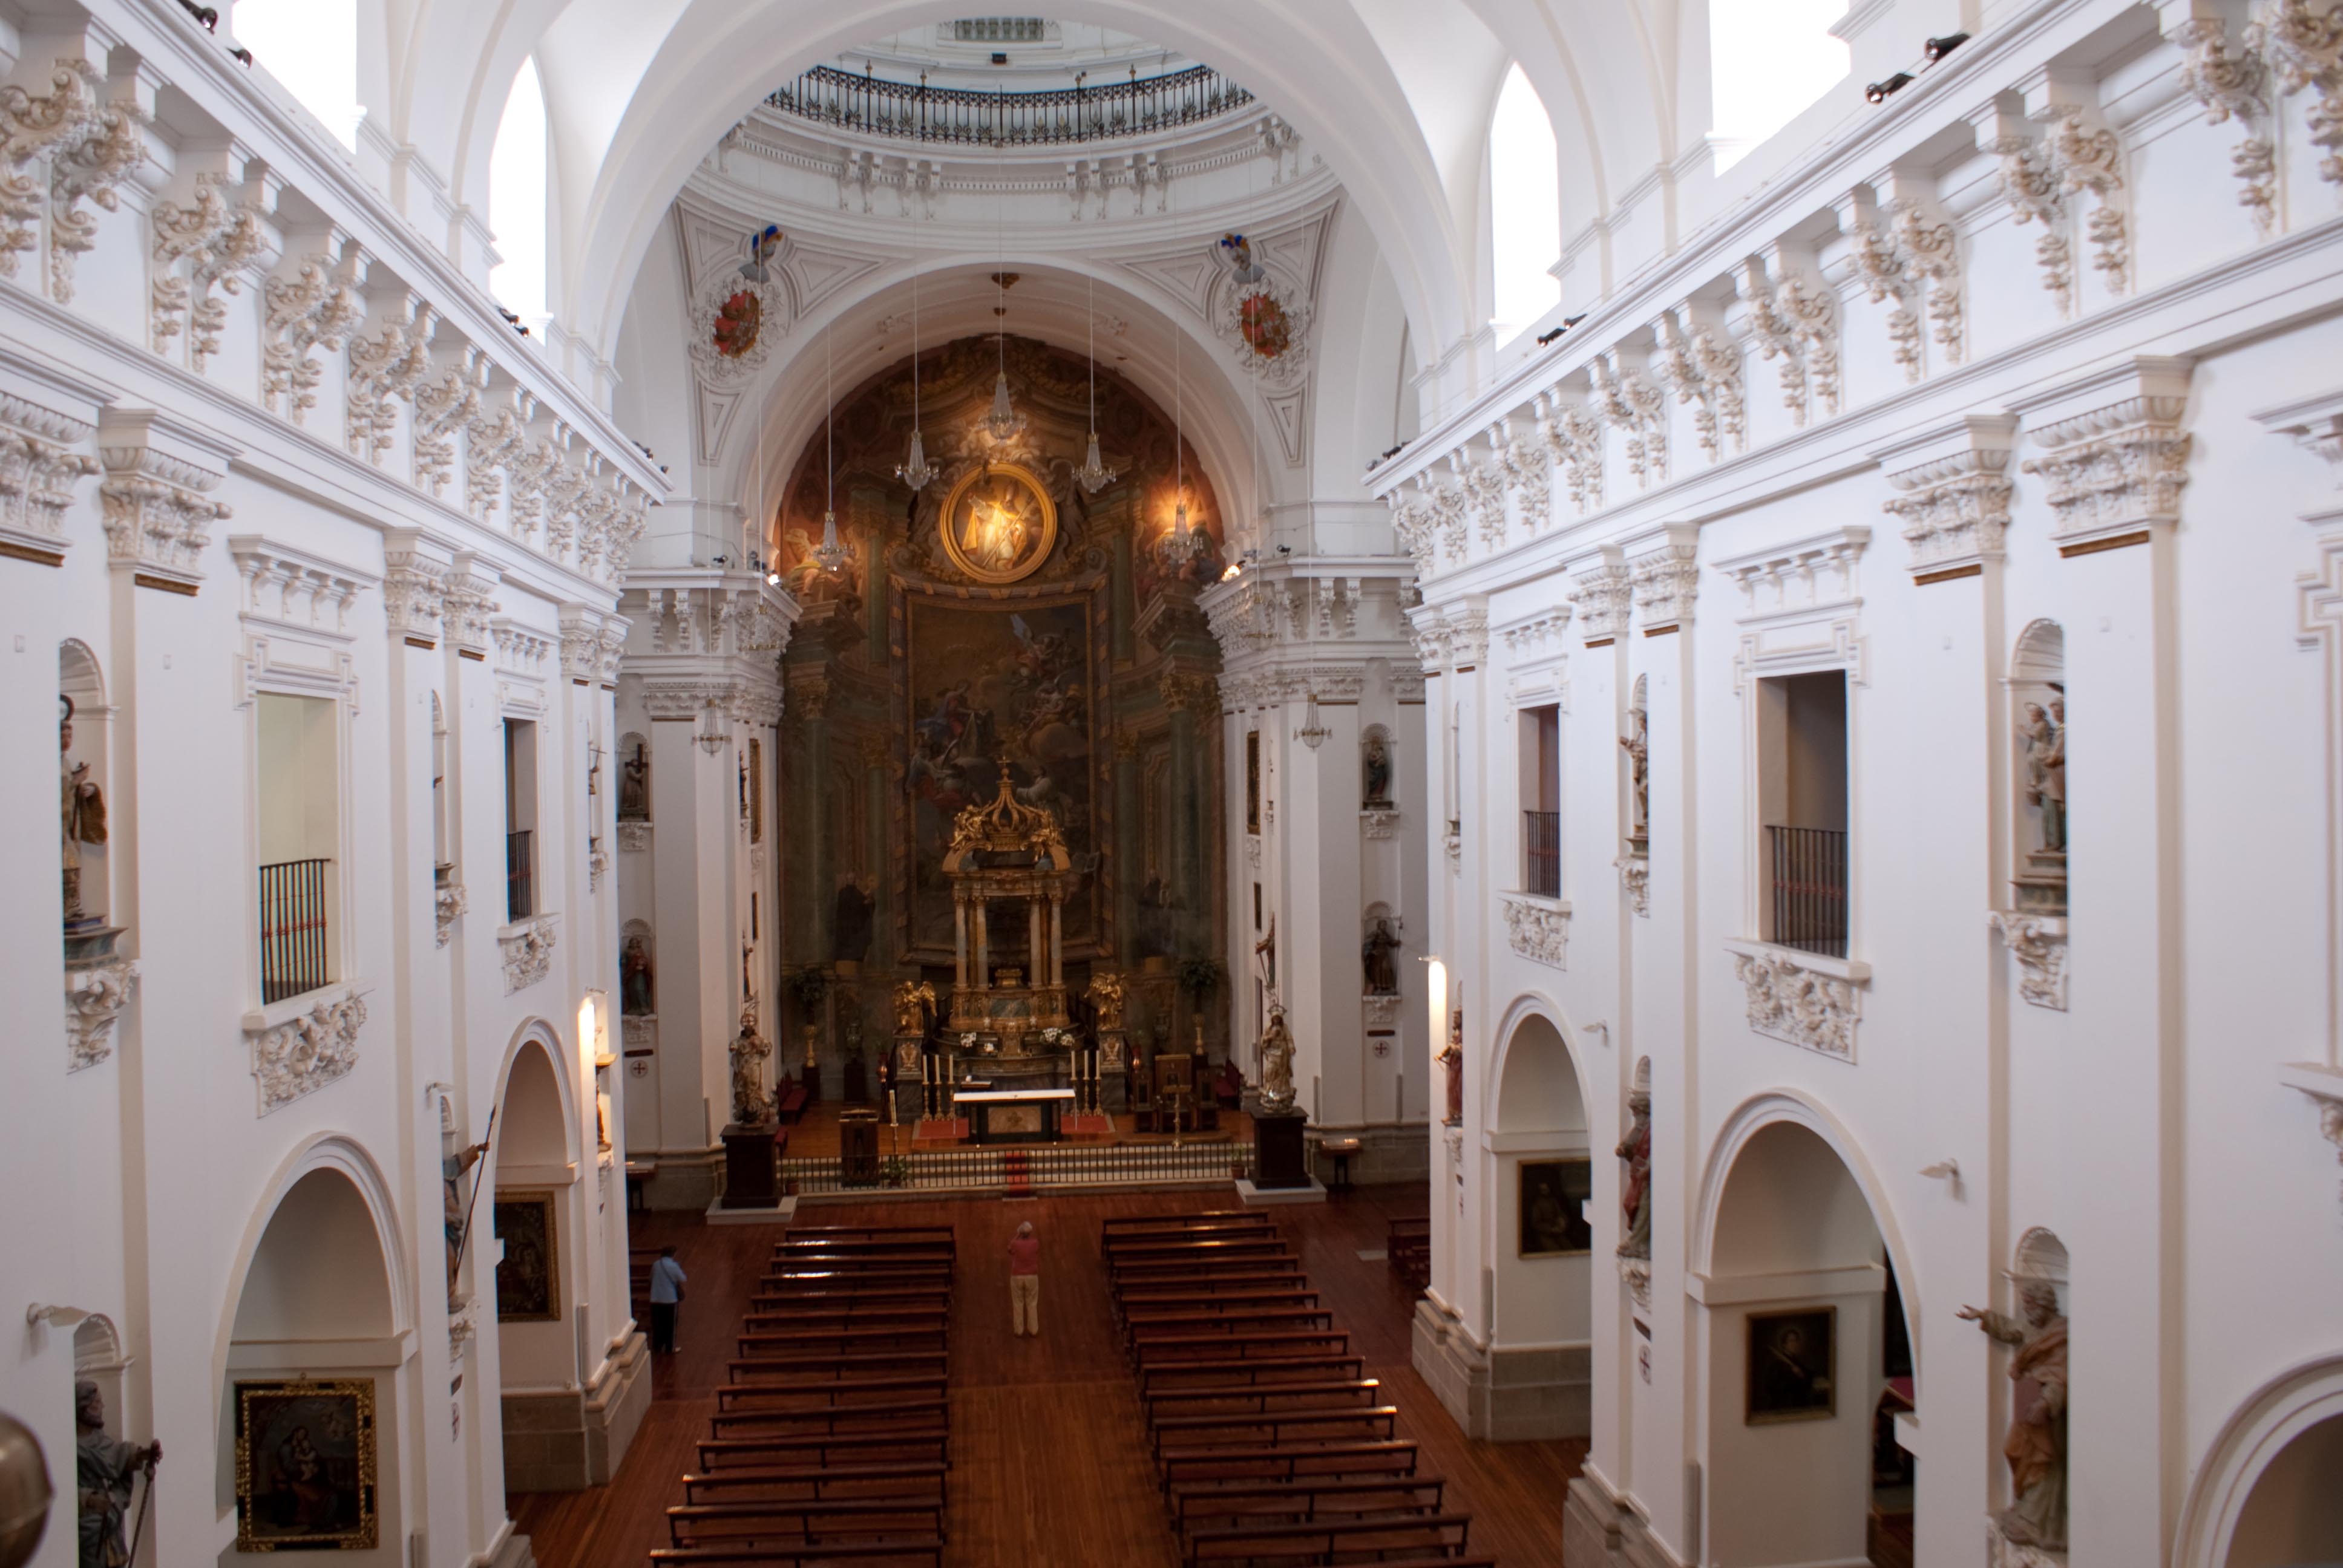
xmin=616 ymin=731 xmax=650 ymax=822
xmin=218 ymin=1147 xmax=406 ymax=1553
xmin=1695 ymin=1102 xmax=1916 ymax=1568
xmin=620 ymin=918 xmax=655 ymax=1018
xmin=2010 ymin=1225 xmax=2070 ymax=1314
xmin=431 ymin=691 xmax=451 ymax=879
xmin=494 ymin=1030 xmax=577 ymax=1174
xmin=74 ymin=1315 xmax=129 ymax=1438
xmin=2177 ymin=1354 xmax=2343 ymax=1568
xmin=2009 ymin=619 xmax=2066 ymax=910
xmin=490 ymin=1029 xmax=578 ymax=1410
xmin=1484 ymin=1001 xmax=1594 ymax=1428
xmin=1361 ymin=723 xmax=1395 ymax=808
xmin=60 ymin=639 xmax=111 ymax=922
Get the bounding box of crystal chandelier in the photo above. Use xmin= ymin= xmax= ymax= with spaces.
xmin=1072 ymin=271 xmax=1121 ymax=494
xmin=896 ymin=232 xmax=937 ymax=491
xmin=815 ymin=321 xmax=847 ymax=573
xmin=1156 ymin=240 xmax=1197 ymax=573
xmin=982 ymin=138 xmax=1026 ymax=444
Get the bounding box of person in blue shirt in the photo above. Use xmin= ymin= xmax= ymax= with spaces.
xmin=647 ymin=1245 xmax=687 ymax=1353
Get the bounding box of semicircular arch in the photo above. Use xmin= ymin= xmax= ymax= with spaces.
xmin=2175 ymin=1352 xmax=2343 ymax=1568
xmin=1486 ymin=989 xmax=1592 ymax=1137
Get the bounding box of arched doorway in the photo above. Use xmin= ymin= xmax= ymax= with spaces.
xmin=221 ymin=1148 xmax=404 ymax=1558
xmin=1485 ymin=1005 xmax=1593 ymax=1440
xmin=1695 ymin=1107 xmax=1916 ymax=1568
xmin=2175 ymin=1353 xmax=2343 ymax=1568
xmin=488 ymin=1030 xmax=585 ymax=1491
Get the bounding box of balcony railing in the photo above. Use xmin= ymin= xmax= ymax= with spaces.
xmin=1524 ymin=810 xmax=1561 ymax=898
xmin=764 ymin=64 xmax=1254 ymax=146
xmin=1768 ymin=825 xmax=1849 ymax=959
xmin=506 ymin=830 xmax=534 ymax=923
xmin=258 ymin=857 xmax=332 ymax=1004
xmin=778 ymin=1140 xmax=1252 ymax=1197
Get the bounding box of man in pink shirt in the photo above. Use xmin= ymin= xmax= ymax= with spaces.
xmin=1007 ymin=1221 xmax=1041 ymax=1336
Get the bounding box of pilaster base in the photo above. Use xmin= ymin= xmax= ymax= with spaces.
xmin=1307 ymin=1122 xmax=1432 ymax=1184
xmin=634 ymin=1149 xmax=722 ymax=1211
xmin=1407 ymin=1299 xmax=1590 ymax=1439
xmin=479 ymin=1523 xmax=537 ymax=1568
xmin=499 ymin=1327 xmax=649 ymax=1491
xmin=1564 ymin=1475 xmax=1627 ymax=1568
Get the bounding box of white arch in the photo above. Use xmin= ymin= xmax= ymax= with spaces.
xmin=2175 ymin=1352 xmax=2343 ymax=1568
xmin=1486 ymin=988 xmax=1594 ymax=1135
xmin=493 ymin=1016 xmax=583 ymax=1171
xmin=1690 ymin=1088 xmax=1922 ymax=1402
xmin=210 ymin=1133 xmax=414 ymax=1402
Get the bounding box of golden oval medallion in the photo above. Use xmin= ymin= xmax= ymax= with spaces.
xmin=939 ymin=462 xmax=1058 ymax=585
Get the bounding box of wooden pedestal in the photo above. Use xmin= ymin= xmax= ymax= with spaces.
xmin=1253 ymin=1109 xmax=1311 ymax=1189
xmin=721 ymin=1120 xmax=781 ymax=1209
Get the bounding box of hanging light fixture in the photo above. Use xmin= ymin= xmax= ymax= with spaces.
xmin=1158 ymin=175 xmax=1194 ymax=573
xmin=1073 ymin=270 xmax=1121 ymax=493
xmin=896 ymin=227 xmax=938 ymax=491
xmin=815 ymin=318 xmax=847 ymax=573
xmin=982 ymin=115 xmax=1026 ymax=444
xmin=1297 ymin=688 xmax=1331 ymax=751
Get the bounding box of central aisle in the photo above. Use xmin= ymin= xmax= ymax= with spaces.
xmin=510 ymin=1188 xmax=1582 ymax=1567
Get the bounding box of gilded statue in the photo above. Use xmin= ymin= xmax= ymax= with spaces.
xmin=1257 ymin=1005 xmax=1296 ymax=1112
xmin=61 ymin=696 xmax=107 ymax=926
xmin=729 ymin=1004 xmax=774 ymax=1127
xmin=1086 ymin=970 xmax=1127 ymax=1032
xmin=893 ymin=979 xmax=937 ymax=1036
xmin=1616 ymin=1080 xmax=1653 ymax=1261
xmin=1960 ymin=1284 xmax=2069 ymax=1551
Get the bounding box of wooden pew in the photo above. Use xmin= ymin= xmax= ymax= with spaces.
xmin=706 ymin=1399 xmax=949 ymax=1440
xmin=1144 ymin=1378 xmax=1383 ymax=1422
xmin=1113 ymin=1286 xmax=1320 ymax=1317
xmin=1156 ymin=1439 xmax=1419 ymax=1498
xmin=726 ymin=1351 xmax=948 ymax=1385
xmin=1137 ymin=1354 xmax=1366 ymax=1395
xmin=1101 ymin=1211 xmax=1271 ymax=1236
xmin=772 ymin=1239 xmax=956 ymax=1269
xmin=649 ymin=1540 xmax=941 ymax=1568
xmin=1107 ymin=1236 xmax=1294 ymax=1269
xmin=761 ymin=1263 xmax=954 ymax=1289
xmin=1170 ymin=1475 xmax=1448 ymax=1535
xmin=737 ymin=1305 xmax=947 ymax=1332
xmin=749 ymin=1285 xmax=951 ymax=1313
xmin=696 ymin=1431 xmax=950 ymax=1472
xmin=1132 ymin=1328 xmax=1351 ymax=1365
xmin=735 ymin=1325 xmax=949 ymax=1357
xmin=715 ymin=1376 xmax=949 ymax=1413
xmin=1110 ymin=1261 xmax=1305 ymax=1296
xmin=1127 ymin=1307 xmax=1337 ymax=1356
xmin=664 ymin=1497 xmax=947 ymax=1549
xmin=1149 ymin=1405 xmax=1400 ymax=1457
xmin=680 ymin=1463 xmax=947 ymax=1506
xmin=781 ymin=1224 xmax=955 ymax=1255
xmin=1101 ymin=1217 xmax=1278 ymax=1252
xmin=1181 ymin=1513 xmax=1474 ymax=1568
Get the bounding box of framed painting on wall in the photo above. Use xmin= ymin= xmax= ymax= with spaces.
xmin=1745 ymin=1305 xmax=1837 ymax=1424
xmin=493 ymin=1189 xmax=561 ymax=1322
xmin=233 ymin=1377 xmax=378 ymax=1550
xmin=1518 ymin=1158 xmax=1593 ymax=1256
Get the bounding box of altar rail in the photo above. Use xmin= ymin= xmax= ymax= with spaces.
xmin=781 ymin=1141 xmax=1250 ymax=1198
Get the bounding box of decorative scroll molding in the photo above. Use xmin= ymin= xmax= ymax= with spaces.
xmin=2278 ymin=1062 xmax=2343 ymax=1215
xmin=66 ymin=952 xmax=136 ymax=1072
xmin=689 ymin=267 xmax=788 ymax=385
xmin=2017 ymin=358 xmax=2192 ymax=550
xmin=1989 ymin=911 xmax=2069 ymax=1011
xmin=1877 ymin=416 xmax=2017 ymax=578
xmin=1502 ymin=894 xmax=1570 ymax=970
xmin=1616 ymin=853 xmax=1650 ymax=917
xmin=1737 ymin=255 xmax=1839 ymax=428
xmin=434 ymin=883 xmax=466 ymax=949
xmin=1713 ymin=526 xmax=1869 ymax=621
xmin=263 ymin=252 xmax=365 ymax=425
xmin=411 ymin=348 xmax=488 ymax=498
xmin=1628 ymin=535 xmax=1700 ymax=632
xmin=1652 ymin=310 xmax=1745 ymax=463
xmin=45 ymin=62 xmax=144 ymax=305
xmin=346 ymin=295 xmax=437 ymax=466
xmin=500 ymin=916 xmax=558 ymax=994
xmin=1363 ymin=995 xmax=1403 ymax=1029
xmin=1535 ymin=391 xmax=1605 ymax=517
xmin=1723 ymin=941 xmax=1869 ymax=1062
xmin=250 ymin=989 xmax=367 ymax=1114
xmin=2260 ymin=0 xmax=2343 ymax=193
xmin=1990 ymin=127 xmax=2074 ymax=315
xmin=2044 ymin=103 xmax=2129 ymax=294
xmin=617 ymin=820 xmax=652 ymax=853
xmin=1497 ymin=422 xmax=1552 ymax=532
xmin=1460 ymin=445 xmax=1509 ymax=549
xmin=150 ymin=183 xmax=264 ymax=370
xmin=1590 ymin=353 xmax=1668 ymax=490
xmin=227 ymin=537 xmax=371 ymax=636
xmin=442 ymin=560 xmax=500 ymax=655
xmin=1567 ymin=558 xmax=1632 ymax=643
xmin=1384 ymin=488 xmax=1439 ymax=575
xmin=1 ymin=60 xmax=104 ymax=279
xmin=382 ymin=540 xmax=447 ymax=642
xmin=2172 ymin=14 xmax=2276 ymax=231
xmin=0 ymin=397 xmax=97 ymax=566
xmin=1844 ymin=195 xmax=1964 ymax=382
xmin=98 ymin=414 xmax=234 ymax=591
xmin=1362 ymin=809 xmax=1399 ymax=841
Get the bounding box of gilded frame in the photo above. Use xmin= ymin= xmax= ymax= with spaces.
xmin=232 ymin=1376 xmax=378 ymax=1550
xmin=938 ymin=462 xmax=1058 ymax=584
xmin=491 ymin=1189 xmax=562 ymax=1322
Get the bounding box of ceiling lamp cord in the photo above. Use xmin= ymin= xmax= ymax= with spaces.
xmin=982 ymin=106 xmax=1025 ymax=443
xmin=897 ymin=221 xmax=937 ymax=491
xmin=816 ymin=319 xmax=846 ymax=572
xmin=1073 ymin=269 xmax=1120 ymax=494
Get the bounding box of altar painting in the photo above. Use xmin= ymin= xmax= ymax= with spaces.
xmin=905 ymin=596 xmax=1099 ymax=957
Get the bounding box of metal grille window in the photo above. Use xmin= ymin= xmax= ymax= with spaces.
xmin=504 ymin=718 xmax=540 ymax=923
xmin=1524 ymin=812 xmax=1561 ymax=898
xmin=506 ymin=830 xmax=535 ymax=922
xmin=258 ymin=858 xmax=332 ymax=1004
xmin=1767 ymin=826 xmax=1847 ymax=958
xmin=765 ymin=64 xmax=1252 ymax=146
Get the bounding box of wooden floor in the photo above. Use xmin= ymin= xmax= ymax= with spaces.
xmin=513 ymin=1184 xmax=1585 ymax=1567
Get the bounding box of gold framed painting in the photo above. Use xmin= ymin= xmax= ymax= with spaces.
xmin=493 ymin=1189 xmax=562 ymax=1322
xmin=939 ymin=461 xmax=1058 ymax=584
xmin=234 ymin=1377 xmax=378 ymax=1550
xmin=1518 ymin=1158 xmax=1593 ymax=1257
xmin=1745 ymin=1305 xmax=1837 ymax=1425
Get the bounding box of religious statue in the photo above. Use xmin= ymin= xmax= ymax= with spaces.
xmin=1086 ymin=970 xmax=1127 ymax=1032
xmin=1254 ymin=914 xmax=1277 ymax=991
xmin=2019 ymin=698 xmax=2066 ymax=854
xmin=617 ymin=739 xmax=649 ymax=820
xmin=1257 ymin=1005 xmax=1297 ymax=1112
xmin=76 ymin=1380 xmax=158 ymax=1568
xmin=1616 ymin=1080 xmax=1652 ymax=1261
xmin=1435 ymin=1012 xmax=1464 ymax=1126
xmin=1362 ymin=733 xmax=1392 ymax=806
xmin=1362 ymin=918 xmax=1401 ymax=996
xmin=833 ymin=875 xmax=874 ymax=964
xmin=1620 ymin=702 xmax=1650 ymax=843
xmin=441 ymin=1126 xmax=490 ymax=1307
xmin=620 ymin=936 xmax=654 ymax=1016
xmin=60 ymin=697 xmax=107 ymax=927
xmin=893 ymin=979 xmax=937 ymax=1037
xmin=1959 ymin=1283 xmax=2069 ymax=1552
xmin=730 ymin=1004 xmax=773 ymax=1127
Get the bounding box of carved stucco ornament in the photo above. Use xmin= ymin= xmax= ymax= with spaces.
xmin=1990 ymin=911 xmax=2069 ymax=1011
xmin=1725 ymin=942 xmax=1867 ymax=1061
xmin=251 ymin=990 xmax=367 ymax=1115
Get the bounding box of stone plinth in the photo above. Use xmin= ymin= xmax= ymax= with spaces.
xmin=720 ymin=1120 xmax=779 ymax=1209
xmin=1253 ymin=1108 xmax=1311 ymax=1188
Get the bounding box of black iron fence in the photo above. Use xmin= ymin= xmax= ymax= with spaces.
xmin=258 ymin=857 xmax=331 ymax=1004
xmin=779 ymin=1140 xmax=1251 ymax=1197
xmin=765 ymin=64 xmax=1253 ymax=146
xmin=1768 ymin=825 xmax=1849 ymax=958
xmin=506 ymin=829 xmax=534 ymax=922
xmin=1524 ymin=810 xmax=1561 ymax=898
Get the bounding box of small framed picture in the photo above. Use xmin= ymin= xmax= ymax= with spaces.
xmin=1745 ymin=1306 xmax=1837 ymax=1425
xmin=1518 ymin=1158 xmax=1593 ymax=1257
xmin=234 ymin=1377 xmax=378 ymax=1550
xmin=493 ymin=1190 xmax=562 ymax=1322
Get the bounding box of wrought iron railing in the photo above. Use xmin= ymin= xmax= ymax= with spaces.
xmin=764 ymin=64 xmax=1253 ymax=146
xmin=1768 ymin=825 xmax=1849 ymax=958
xmin=779 ymin=1140 xmax=1252 ymax=1197
xmin=258 ymin=857 xmax=331 ymax=1004
xmin=1524 ymin=811 xmax=1561 ymax=898
xmin=506 ymin=829 xmax=534 ymax=922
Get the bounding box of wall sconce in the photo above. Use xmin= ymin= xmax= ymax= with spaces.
xmin=585 ymin=738 xmax=603 ymax=796
xmin=1296 ymin=690 xmax=1331 ymax=751
xmin=695 ymin=701 xmax=731 ymax=754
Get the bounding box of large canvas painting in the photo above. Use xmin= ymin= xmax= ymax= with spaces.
xmin=1518 ymin=1158 xmax=1593 ymax=1256
xmin=1745 ymin=1305 xmax=1837 ymax=1425
xmin=905 ymin=595 xmax=1101 ymax=958
xmin=234 ymin=1377 xmax=378 ymax=1550
xmin=493 ymin=1191 xmax=560 ymax=1322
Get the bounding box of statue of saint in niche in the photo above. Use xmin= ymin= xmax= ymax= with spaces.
xmin=1616 ymin=1081 xmax=1652 ymax=1261
xmin=1436 ymin=1012 xmax=1464 ymax=1126
xmin=621 ymin=936 xmax=654 ymax=1016
xmin=61 ymin=696 xmax=107 ymax=927
xmin=1362 ymin=733 xmax=1392 ymax=806
xmin=2019 ymin=696 xmax=2066 ymax=853
xmin=1256 ymin=1005 xmax=1296 ymax=1111
xmin=1959 ymin=1283 xmax=2068 ymax=1552
xmin=617 ymin=739 xmax=649 ymax=821
xmin=1362 ymin=918 xmax=1401 ymax=996
xmin=1620 ymin=702 xmax=1650 ymax=844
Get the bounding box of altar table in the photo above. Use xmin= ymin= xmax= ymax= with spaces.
xmin=955 ymin=1087 xmax=1075 ymax=1145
